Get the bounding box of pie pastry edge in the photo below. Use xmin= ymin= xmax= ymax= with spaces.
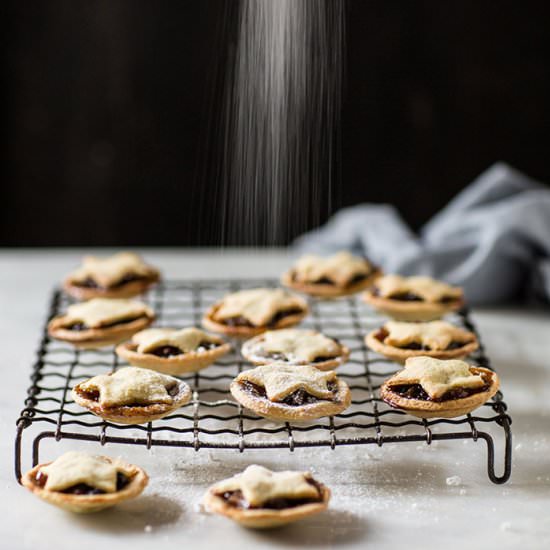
xmin=380 ymin=366 xmax=499 ymax=419
xmin=21 ymin=457 xmax=149 ymax=513
xmin=203 ymin=481 xmax=330 ymax=528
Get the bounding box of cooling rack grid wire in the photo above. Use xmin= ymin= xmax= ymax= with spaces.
xmin=15 ymin=279 xmax=512 ymax=484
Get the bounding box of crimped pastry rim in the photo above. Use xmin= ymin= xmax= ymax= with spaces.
xmin=229 ymin=377 xmax=351 ymax=421
xmin=380 ymin=366 xmax=499 ymax=419
xmin=203 ymin=480 xmax=330 ymax=528
xmin=281 ymin=268 xmax=382 ymax=298
xmin=365 ymin=328 xmax=479 ymax=363
xmin=71 ymin=378 xmax=192 ymax=424
xmin=241 ymin=332 xmax=350 ymax=371
xmin=21 ymin=457 xmax=149 ymax=513
xmin=115 ymin=339 xmax=232 ymax=375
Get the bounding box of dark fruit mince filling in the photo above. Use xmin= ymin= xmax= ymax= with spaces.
xmin=34 ymin=471 xmax=129 ymax=495
xmin=65 ymin=315 xmax=146 ymax=331
xmin=390 ymin=381 xmax=490 ymax=402
xmin=241 ymin=380 xmax=336 ymax=406
xmin=373 ymin=288 xmax=459 ymax=304
xmin=75 ymin=273 xmax=149 ymax=290
xmin=222 ymin=308 xmax=303 ymax=328
xmin=149 ymin=341 xmax=218 ymax=357
xmin=256 ymin=351 xmax=338 ymax=364
xmin=218 ymin=479 xmax=322 ymax=510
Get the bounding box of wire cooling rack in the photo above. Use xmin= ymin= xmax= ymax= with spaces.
xmin=15 ymin=279 xmax=512 ymax=484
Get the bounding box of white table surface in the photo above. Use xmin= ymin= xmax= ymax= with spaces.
xmin=1 ymin=248 xmax=549 ymax=550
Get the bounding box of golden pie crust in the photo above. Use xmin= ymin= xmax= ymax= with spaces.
xmin=380 ymin=365 xmax=499 ymax=419
xmin=366 ymin=322 xmax=478 ymax=363
xmin=116 ymin=329 xmax=231 ymax=375
xmin=48 ymin=299 xmax=155 ymax=349
xmin=71 ymin=369 xmax=192 ymax=424
xmin=204 ymin=471 xmax=330 ymax=529
xmin=281 ymin=251 xmax=381 ymax=298
xmin=21 ymin=456 xmax=148 ymax=513
xmin=230 ymin=364 xmax=351 ymax=421
xmin=64 ymin=252 xmax=160 ymax=300
xmin=241 ymin=329 xmax=350 ymax=371
xmin=362 ymin=275 xmax=464 ymax=321
xmin=202 ymin=289 xmax=309 ymax=338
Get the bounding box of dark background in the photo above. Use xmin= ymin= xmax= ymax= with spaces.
xmin=3 ymin=0 xmax=550 ymax=246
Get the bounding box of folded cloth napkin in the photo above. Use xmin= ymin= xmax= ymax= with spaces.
xmin=294 ymin=163 xmax=550 ymax=305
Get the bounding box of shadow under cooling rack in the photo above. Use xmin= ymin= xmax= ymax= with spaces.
xmin=15 ymin=279 xmax=512 ymax=484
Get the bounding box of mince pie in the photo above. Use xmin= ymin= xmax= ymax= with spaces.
xmin=380 ymin=356 xmax=499 ymax=419
xmin=116 ymin=327 xmax=231 ymax=375
xmin=230 ymin=364 xmax=351 ymax=421
xmin=48 ymin=298 xmax=155 ymax=349
xmin=363 ymin=274 xmax=464 ymax=321
xmin=366 ymin=320 xmax=478 ymax=363
xmin=22 ymin=451 xmax=148 ymax=513
xmin=241 ymin=328 xmax=349 ymax=371
xmin=72 ymin=366 xmax=192 ymax=424
xmin=204 ymin=464 xmax=330 ymax=528
xmin=281 ymin=251 xmax=381 ymax=298
xmin=64 ymin=252 xmax=160 ymax=300
xmin=202 ymin=288 xmax=308 ymax=338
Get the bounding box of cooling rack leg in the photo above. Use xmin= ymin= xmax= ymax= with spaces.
xmin=478 ymin=423 xmax=512 ymax=484
xmin=14 ymin=424 xmax=24 ymax=483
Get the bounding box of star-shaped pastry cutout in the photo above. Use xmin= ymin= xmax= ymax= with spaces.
xmin=214 ymin=465 xmax=319 ymax=507
xmin=214 ymin=288 xmax=304 ymax=326
xmin=65 ymin=298 xmax=152 ymax=328
xmin=72 ymin=252 xmax=152 ymax=287
xmin=261 ymin=329 xmax=339 ymax=363
xmin=294 ymin=251 xmax=370 ymax=286
xmin=384 ymin=321 xmax=472 ymax=350
xmin=389 ymin=357 xmax=485 ymax=399
xmin=237 ymin=364 xmax=336 ymax=402
xmin=133 ymin=327 xmax=214 ymax=354
xmin=40 ymin=451 xmax=119 ymax=493
xmin=78 ymin=366 xmax=177 ymax=408
xmin=376 ymin=275 xmax=462 ymax=303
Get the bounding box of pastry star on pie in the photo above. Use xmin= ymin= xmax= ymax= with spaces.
xmin=366 ymin=320 xmax=478 ymax=362
xmin=48 ymin=298 xmax=155 ymax=348
xmin=116 ymin=327 xmax=231 ymax=374
xmin=281 ymin=251 xmax=381 ymax=297
xmin=202 ymin=288 xmax=308 ymax=338
xmin=71 ymin=366 xmax=192 ymax=424
xmin=21 ymin=451 xmax=148 ymax=513
xmin=363 ymin=274 xmax=464 ymax=321
xmin=203 ymin=464 xmax=330 ymax=528
xmin=241 ymin=328 xmax=349 ymax=370
xmin=380 ymin=356 xmax=499 ymax=418
xmin=63 ymin=252 xmax=160 ymax=300
xmin=230 ymin=364 xmax=351 ymax=421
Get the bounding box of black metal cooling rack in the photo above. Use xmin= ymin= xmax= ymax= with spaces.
xmin=15 ymin=279 xmax=512 ymax=484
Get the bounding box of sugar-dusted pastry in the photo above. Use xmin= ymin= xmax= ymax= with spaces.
xmin=202 ymin=288 xmax=308 ymax=338
xmin=203 ymin=464 xmax=330 ymax=528
xmin=230 ymin=364 xmax=351 ymax=421
xmin=366 ymin=320 xmax=478 ymax=363
xmin=380 ymin=356 xmax=499 ymax=418
xmin=71 ymin=367 xmax=191 ymax=424
xmin=116 ymin=327 xmax=231 ymax=375
xmin=21 ymin=451 xmax=148 ymax=513
xmin=63 ymin=252 xmax=160 ymax=300
xmin=241 ymin=328 xmax=349 ymax=371
xmin=281 ymin=251 xmax=381 ymax=298
xmin=363 ymin=274 xmax=464 ymax=321
xmin=48 ymin=298 xmax=155 ymax=348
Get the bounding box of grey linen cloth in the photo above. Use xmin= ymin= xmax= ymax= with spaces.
xmin=294 ymin=163 xmax=550 ymax=305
